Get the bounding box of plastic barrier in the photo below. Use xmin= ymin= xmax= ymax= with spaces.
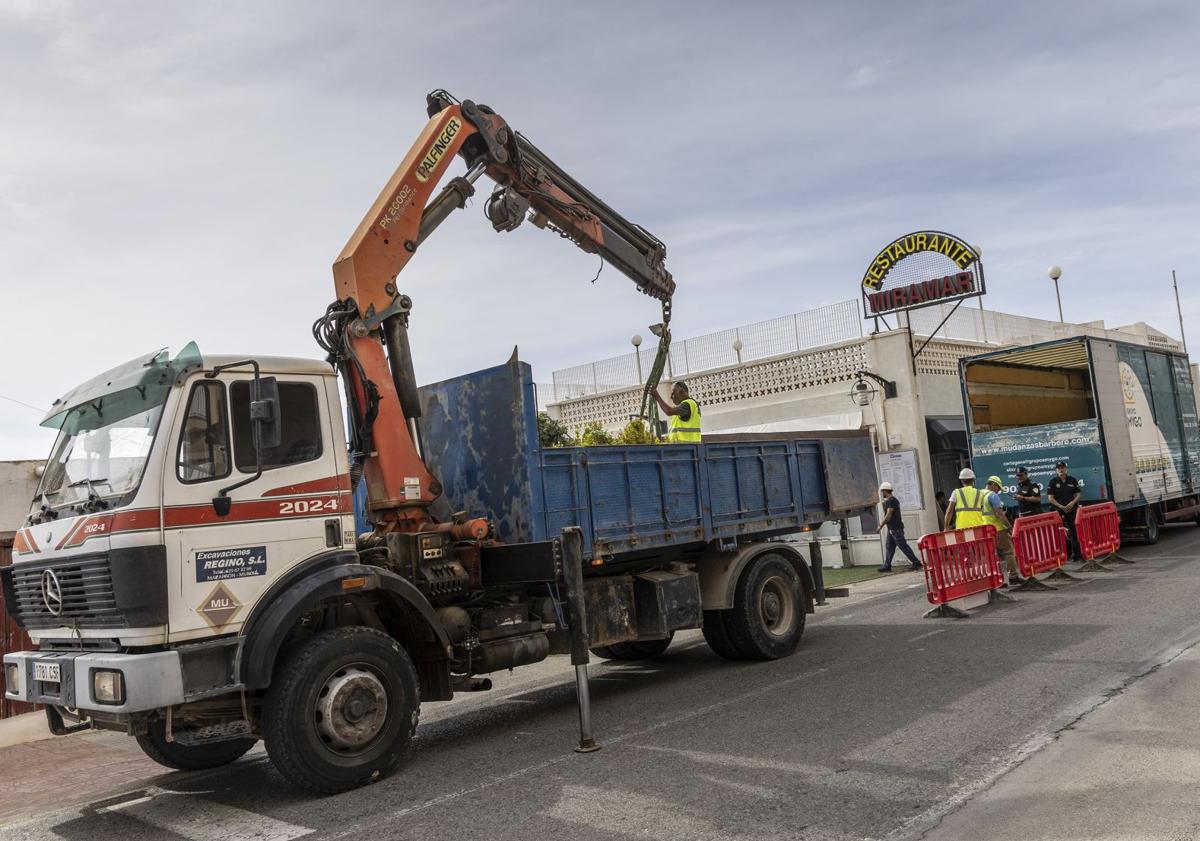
xmin=1011 ymin=512 xmax=1079 ymax=589
xmin=919 ymin=525 xmax=1009 ymax=618
xmin=1075 ymin=501 xmax=1128 ymax=571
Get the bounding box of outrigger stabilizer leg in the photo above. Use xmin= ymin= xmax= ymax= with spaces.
xmin=560 ymin=527 xmax=600 ymax=753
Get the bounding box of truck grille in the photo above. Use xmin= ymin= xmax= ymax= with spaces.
xmin=8 ymin=554 xmax=124 ymax=630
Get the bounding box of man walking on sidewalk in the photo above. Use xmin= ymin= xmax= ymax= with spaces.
xmin=876 ymin=482 xmax=922 ymax=572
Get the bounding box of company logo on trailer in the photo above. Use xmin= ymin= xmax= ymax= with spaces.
xmin=415 ymin=116 xmax=463 ymax=183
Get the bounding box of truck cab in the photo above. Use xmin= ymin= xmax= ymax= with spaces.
xmin=4 ymin=344 xmax=354 ymax=729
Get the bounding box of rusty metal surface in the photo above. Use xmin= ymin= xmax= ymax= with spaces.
xmin=583 ymin=575 xmax=637 ymax=647
xmin=633 ymin=570 xmax=702 ymax=638
xmin=819 ymin=434 xmax=880 ymax=513
xmin=416 ymin=349 xmax=543 ymax=544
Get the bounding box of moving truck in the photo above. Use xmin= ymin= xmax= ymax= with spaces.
xmin=961 ymin=335 xmax=1200 ymax=542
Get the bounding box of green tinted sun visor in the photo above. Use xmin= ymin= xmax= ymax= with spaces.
xmin=41 ymin=342 xmax=203 ymax=434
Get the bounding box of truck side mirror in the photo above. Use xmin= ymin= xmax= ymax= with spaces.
xmin=252 ymin=376 xmax=282 ymax=451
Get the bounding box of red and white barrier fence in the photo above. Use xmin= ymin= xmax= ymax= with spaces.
xmin=918 ymin=525 xmax=1007 ymax=618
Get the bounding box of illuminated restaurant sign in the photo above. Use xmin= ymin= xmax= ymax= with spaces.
xmin=861 ymin=231 xmax=985 ymax=317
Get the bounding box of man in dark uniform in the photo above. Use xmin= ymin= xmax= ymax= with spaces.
xmin=1013 ymin=466 xmax=1043 ymax=516
xmin=1047 ymin=461 xmax=1082 ymax=560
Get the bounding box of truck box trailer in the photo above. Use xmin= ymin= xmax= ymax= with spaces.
xmin=961 ymin=335 xmax=1200 ymax=541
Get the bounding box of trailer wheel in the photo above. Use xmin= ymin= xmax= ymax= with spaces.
xmin=136 ymin=721 xmax=257 ymax=771
xmin=723 ymin=554 xmax=805 ymax=660
xmin=263 ymin=627 xmax=419 ymax=794
xmin=1144 ymin=509 xmax=1161 ymax=545
xmin=590 ymin=635 xmax=674 ymax=661
xmin=702 ymin=610 xmax=744 ymax=661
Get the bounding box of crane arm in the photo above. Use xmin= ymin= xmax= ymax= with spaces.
xmin=327 ymin=91 xmax=673 ymax=531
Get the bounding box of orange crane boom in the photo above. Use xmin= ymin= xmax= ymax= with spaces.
xmin=320 ymin=90 xmax=674 ymax=533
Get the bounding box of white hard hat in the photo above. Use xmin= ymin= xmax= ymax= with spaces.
xmin=959 ymin=468 xmax=976 ymax=480
xmin=878 ymin=481 xmax=893 ymax=491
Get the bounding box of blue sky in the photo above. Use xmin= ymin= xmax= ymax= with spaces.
xmin=2 ymin=1 xmax=1199 ymax=459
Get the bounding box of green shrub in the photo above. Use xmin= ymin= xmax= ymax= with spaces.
xmin=537 ymin=412 xmax=575 ymax=448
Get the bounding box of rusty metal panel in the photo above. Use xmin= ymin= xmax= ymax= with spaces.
xmin=633 ymin=570 xmax=702 ymax=638
xmin=583 ymin=575 xmax=636 ymax=647
xmin=417 ymin=350 xmax=543 ymax=545
xmin=819 ymin=434 xmax=880 ymax=513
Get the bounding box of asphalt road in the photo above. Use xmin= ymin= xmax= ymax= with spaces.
xmin=6 ymin=525 xmax=1200 ymax=841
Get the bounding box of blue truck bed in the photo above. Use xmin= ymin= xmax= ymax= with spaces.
xmin=413 ymin=353 xmax=878 ymax=559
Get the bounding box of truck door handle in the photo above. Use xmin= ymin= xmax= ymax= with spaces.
xmin=325 ymin=519 xmax=342 ymax=548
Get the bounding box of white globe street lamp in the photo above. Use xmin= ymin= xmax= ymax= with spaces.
xmin=631 ymin=334 xmax=644 ymax=381
xmin=1048 ymin=265 xmax=1064 ymax=323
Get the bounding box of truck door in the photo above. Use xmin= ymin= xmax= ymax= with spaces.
xmin=162 ymin=373 xmax=348 ymax=642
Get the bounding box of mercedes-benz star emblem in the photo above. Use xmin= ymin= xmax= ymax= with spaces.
xmin=41 ymin=569 xmax=63 ymax=616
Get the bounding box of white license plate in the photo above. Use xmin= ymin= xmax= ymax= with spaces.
xmin=34 ymin=661 xmax=60 ymax=683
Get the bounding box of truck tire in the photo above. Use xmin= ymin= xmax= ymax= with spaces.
xmin=702 ymin=610 xmax=744 ymax=661
xmin=1145 ymin=509 xmax=1161 ymax=545
xmin=590 ymin=635 xmax=673 ymax=661
xmin=263 ymin=626 xmax=419 ymax=794
xmin=723 ymin=553 xmax=805 ymax=660
xmin=136 ymin=721 xmax=257 ymax=771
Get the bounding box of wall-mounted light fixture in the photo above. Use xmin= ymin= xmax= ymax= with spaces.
xmin=850 ymin=370 xmax=897 ymax=406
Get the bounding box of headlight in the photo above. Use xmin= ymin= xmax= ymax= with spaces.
xmin=4 ymin=663 xmax=18 ymax=695
xmin=92 ymin=669 xmax=125 ymax=705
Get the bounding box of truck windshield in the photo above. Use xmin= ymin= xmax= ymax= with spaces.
xmin=30 ymin=342 xmax=201 ymax=517
xmin=35 ymin=399 xmax=167 ymax=512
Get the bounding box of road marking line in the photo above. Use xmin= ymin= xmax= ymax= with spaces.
xmin=325 ymin=667 xmax=830 ymax=838
xmin=697 ymin=773 xmax=784 ymax=801
xmin=544 ymin=783 xmax=777 ymax=841
xmin=907 ymin=629 xmax=946 ymax=643
xmin=632 ymin=745 xmax=906 ymax=796
xmin=99 ymin=786 xmax=312 ymax=841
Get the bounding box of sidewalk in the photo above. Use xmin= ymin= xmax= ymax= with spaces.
xmin=915 ymin=640 xmax=1200 ymax=841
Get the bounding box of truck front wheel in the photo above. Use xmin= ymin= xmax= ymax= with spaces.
xmin=723 ymin=554 xmax=806 ymax=660
xmin=136 ymin=721 xmax=257 ymax=771
xmin=263 ymin=627 xmax=419 ymax=794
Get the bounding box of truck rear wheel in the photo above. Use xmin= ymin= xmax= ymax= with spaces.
xmin=1144 ymin=509 xmax=1161 ymax=544
xmin=702 ymin=610 xmax=744 ymax=660
xmin=723 ymin=554 xmax=805 ymax=660
xmin=136 ymin=721 xmax=257 ymax=771
xmin=263 ymin=626 xmax=419 ymax=794
xmin=589 ymin=634 xmax=673 ymax=661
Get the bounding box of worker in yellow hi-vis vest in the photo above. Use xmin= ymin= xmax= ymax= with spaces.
xmin=984 ymin=475 xmax=1020 ymax=585
xmin=654 ymin=381 xmax=702 ymax=443
xmin=942 ymin=468 xmax=987 ymax=530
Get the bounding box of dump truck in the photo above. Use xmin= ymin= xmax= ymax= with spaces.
xmin=2 ymin=90 xmax=878 ymax=794
xmin=961 ymin=335 xmax=1200 ymax=541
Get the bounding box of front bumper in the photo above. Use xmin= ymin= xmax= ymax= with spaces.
xmin=4 ymin=649 xmax=184 ymax=714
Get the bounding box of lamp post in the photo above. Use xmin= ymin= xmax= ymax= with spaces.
xmin=732 ymin=337 xmax=743 ymax=366
xmin=631 ymin=334 xmax=643 ymax=382
xmin=1048 ymin=265 xmax=1064 ymax=322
